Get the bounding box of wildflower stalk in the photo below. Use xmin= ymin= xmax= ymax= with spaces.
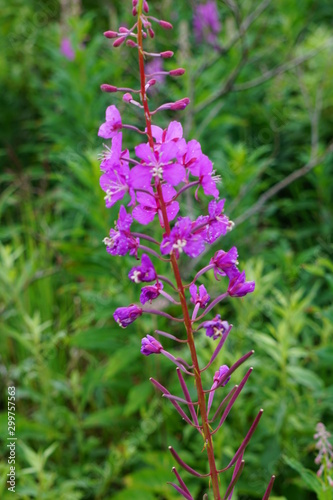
xmin=137 ymin=3 xmax=221 ymax=496
xmin=99 ymin=0 xmax=274 ymax=497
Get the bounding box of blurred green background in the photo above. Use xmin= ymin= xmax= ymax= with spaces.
xmin=0 ymin=0 xmax=333 ymax=498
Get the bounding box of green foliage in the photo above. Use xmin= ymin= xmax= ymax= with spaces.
xmin=1 ymin=0 xmax=333 ymax=499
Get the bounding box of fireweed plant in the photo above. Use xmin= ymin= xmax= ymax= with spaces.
xmin=98 ymin=1 xmax=275 ymax=498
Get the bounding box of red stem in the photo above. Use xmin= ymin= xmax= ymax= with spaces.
xmin=137 ymin=6 xmax=221 ymax=499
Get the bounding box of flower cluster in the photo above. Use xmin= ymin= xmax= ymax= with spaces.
xmin=193 ymin=0 xmax=221 ymax=48
xmin=98 ymin=1 xmax=274 ymax=498
xmin=314 ymin=422 xmax=333 ymax=488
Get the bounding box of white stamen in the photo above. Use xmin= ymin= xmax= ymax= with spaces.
xmin=104 ymin=189 xmax=113 ymax=203
xmin=103 ymin=236 xmax=114 ymax=247
xmin=130 ymin=270 xmax=142 ymax=283
xmin=213 ymin=326 xmax=224 ymax=338
xmin=116 ymin=318 xmax=126 ymax=329
xmin=172 ymin=239 xmax=187 ymax=253
xmin=151 ymin=165 xmax=164 ymax=179
xmin=211 ymin=169 xmax=222 ymax=184
xmin=227 ymin=220 xmax=235 ymax=232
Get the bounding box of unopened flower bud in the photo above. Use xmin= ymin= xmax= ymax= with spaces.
xmin=159 ymin=20 xmax=173 ymax=30
xmin=126 ymin=39 xmax=137 ymax=48
xmin=113 ymin=36 xmax=126 ymax=47
xmin=161 ymin=51 xmax=174 ymax=58
xmin=143 ymin=0 xmax=149 ymax=13
xmin=170 ymin=98 xmax=190 ymax=110
xmin=145 ymin=79 xmax=157 ymax=91
xmin=100 ymin=84 xmax=118 ymax=93
xmin=104 ymin=30 xmax=118 ymax=39
xmin=141 ymin=335 xmax=163 ymax=356
xmin=132 ymin=7 xmax=137 ymax=16
xmin=169 ymin=68 xmax=185 ymax=76
xmin=113 ymin=305 xmax=143 ymax=328
xmin=132 ymin=0 xmax=138 ymax=6
xmin=118 ymin=27 xmax=129 ymax=33
xmin=214 ymin=365 xmax=231 ymax=387
xmin=148 ymin=28 xmax=155 ymax=38
xmin=123 ymin=92 xmax=133 ymax=103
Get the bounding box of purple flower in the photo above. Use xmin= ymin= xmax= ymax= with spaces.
xmin=189 ymin=284 xmax=210 ymax=308
xmin=207 ymin=364 xmax=230 ymax=414
xmin=100 ymin=133 xmax=123 ymax=172
xmin=179 ymin=139 xmax=202 ymax=174
xmin=152 ymin=121 xmax=186 ymax=148
xmin=141 ymin=334 xmax=163 ymax=355
xmin=152 ymin=122 xmax=187 ymax=161
xmin=128 ymin=254 xmax=157 ymax=283
xmin=116 ymin=205 xmax=132 ymax=231
xmin=130 ymin=141 xmax=185 ymax=188
xmin=204 ymin=199 xmax=230 ymax=243
xmin=132 ymin=184 xmax=179 ymax=226
xmin=60 ymin=37 xmax=75 ymax=60
xmin=200 ymin=314 xmax=229 ymax=340
xmin=213 ymin=365 xmax=231 ymax=387
xmin=314 ymin=423 xmax=333 ymax=482
xmin=113 ymin=304 xmax=143 ymax=328
xmin=100 ymin=155 xmax=134 ymax=208
xmin=228 ymin=270 xmax=255 ymax=297
xmin=98 ymin=105 xmax=122 ymax=139
xmin=103 ymin=206 xmax=139 ymax=256
xmin=188 ymin=153 xmax=220 ymax=199
xmin=193 ymin=1 xmax=221 ymax=47
xmin=160 ymin=217 xmax=205 ymax=259
xmin=210 ymin=247 xmax=239 ymax=279
xmin=140 ymin=281 xmax=164 ymax=304
xmin=104 ymin=230 xmax=139 ymax=257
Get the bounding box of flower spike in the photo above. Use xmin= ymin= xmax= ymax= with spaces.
xmin=99 ymin=1 xmax=267 ymax=497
